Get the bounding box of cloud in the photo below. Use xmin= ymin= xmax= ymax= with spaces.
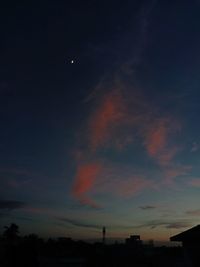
xmin=0 ymin=168 xmax=45 ymax=188
xmin=72 ymin=163 xmax=101 ymax=195
xmin=88 ymin=90 xmax=126 ymax=151
xmin=71 ymin=160 xmax=155 ymax=207
xmin=7 ymin=179 xmax=31 ymax=188
xmin=0 ymin=168 xmax=34 ymax=176
xmin=157 ymin=147 xmax=179 ymax=167
xmin=186 ymin=209 xmax=200 ymax=216
xmin=75 ymin=196 xmax=102 ymax=209
xmin=165 ymin=222 xmax=190 ymax=229
xmin=71 ymin=162 xmax=102 ymax=208
xmin=71 ymin=79 xmax=184 ymax=208
xmin=0 ymin=200 xmax=25 ymax=210
xmin=22 ymin=207 xmax=47 ymax=214
xmin=57 ymin=217 xmax=101 ymax=229
xmin=115 ymin=176 xmax=154 ymax=197
xmin=139 ymin=205 xmax=156 ymax=210
xmin=163 ymin=165 xmax=191 ymax=185
xmin=143 ymin=118 xmax=180 ymax=166
xmin=94 ymin=164 xmax=155 ymax=198
xmin=57 ymin=217 xmax=141 ymax=231
xmin=144 ymin=119 xmax=169 ymax=158
xmin=191 ymin=142 xmax=199 ymax=152
xmin=138 ymin=220 xmax=191 ymax=229
xmin=67 ymin=0 xmax=189 ymax=210
xmin=188 ymin=178 xmax=200 ymax=187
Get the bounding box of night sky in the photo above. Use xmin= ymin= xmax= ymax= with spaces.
xmin=1 ymin=0 xmax=200 ymax=242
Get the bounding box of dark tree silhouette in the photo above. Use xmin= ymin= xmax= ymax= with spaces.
xmin=3 ymin=223 xmax=19 ymax=241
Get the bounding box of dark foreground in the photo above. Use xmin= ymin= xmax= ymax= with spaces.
xmin=0 ymin=235 xmax=193 ymax=267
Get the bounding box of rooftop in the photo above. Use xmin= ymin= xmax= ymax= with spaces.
xmin=170 ymin=225 xmax=200 ymax=242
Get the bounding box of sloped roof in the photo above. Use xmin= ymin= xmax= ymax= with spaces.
xmin=170 ymin=225 xmax=200 ymax=241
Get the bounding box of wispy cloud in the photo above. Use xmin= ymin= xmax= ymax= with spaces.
xmin=71 ymin=162 xmax=102 ymax=208
xmin=137 ymin=220 xmax=191 ymax=229
xmin=74 ymin=196 xmax=102 ymax=209
xmin=191 ymin=142 xmax=199 ymax=152
xmin=57 ymin=217 xmax=101 ymax=229
xmin=0 ymin=168 xmax=33 ymax=176
xmin=165 ymin=222 xmax=190 ymax=229
xmin=71 ymin=158 xmax=155 ymax=207
xmin=114 ymin=176 xmax=154 ymax=197
xmin=163 ymin=165 xmax=191 ymax=186
xmin=188 ymin=178 xmax=200 ymax=187
xmin=0 ymin=200 xmax=25 ymax=210
xmin=186 ymin=209 xmax=200 ymax=216
xmin=0 ymin=168 xmax=46 ymax=188
xmin=139 ymin=205 xmax=156 ymax=210
xmin=88 ymin=90 xmax=126 ymax=151
xmin=89 ymin=163 xmax=156 ymax=199
xmin=144 ymin=119 xmax=169 ymax=158
xmin=71 ymin=86 xmax=184 ymax=207
xmin=143 ymin=118 xmax=181 ymax=167
xmin=57 ymin=217 xmax=142 ymax=231
xmin=71 ymin=68 xmax=185 ymax=208
xmin=72 ymin=163 xmax=101 ymax=195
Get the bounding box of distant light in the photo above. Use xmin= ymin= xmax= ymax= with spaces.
xmin=71 ymin=60 xmax=74 ymax=64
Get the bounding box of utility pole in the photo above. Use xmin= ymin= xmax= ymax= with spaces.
xmin=102 ymin=226 xmax=106 ymax=244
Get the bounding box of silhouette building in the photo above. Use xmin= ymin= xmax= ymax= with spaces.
xmin=125 ymin=235 xmax=142 ymax=247
xmin=170 ymin=224 xmax=200 ymax=267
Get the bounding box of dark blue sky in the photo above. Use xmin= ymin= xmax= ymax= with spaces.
xmin=1 ymin=0 xmax=200 ymax=241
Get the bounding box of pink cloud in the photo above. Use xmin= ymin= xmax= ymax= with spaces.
xmin=143 ymin=118 xmax=181 ymax=166
xmin=71 ymin=85 xmax=185 ymax=207
xmin=77 ymin=196 xmax=102 ymax=209
xmin=88 ymin=91 xmax=125 ymax=150
xmin=157 ymin=147 xmax=179 ymax=166
xmin=72 ymin=162 xmax=102 ymax=207
xmin=94 ymin=165 xmax=155 ymax=198
xmin=163 ymin=165 xmax=191 ymax=185
xmin=144 ymin=119 xmax=168 ymax=157
xmin=116 ymin=176 xmax=154 ymax=197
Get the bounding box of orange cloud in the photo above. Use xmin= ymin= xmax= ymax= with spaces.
xmin=72 ymin=162 xmax=102 ymax=207
xmin=88 ymin=91 xmax=125 ymax=150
